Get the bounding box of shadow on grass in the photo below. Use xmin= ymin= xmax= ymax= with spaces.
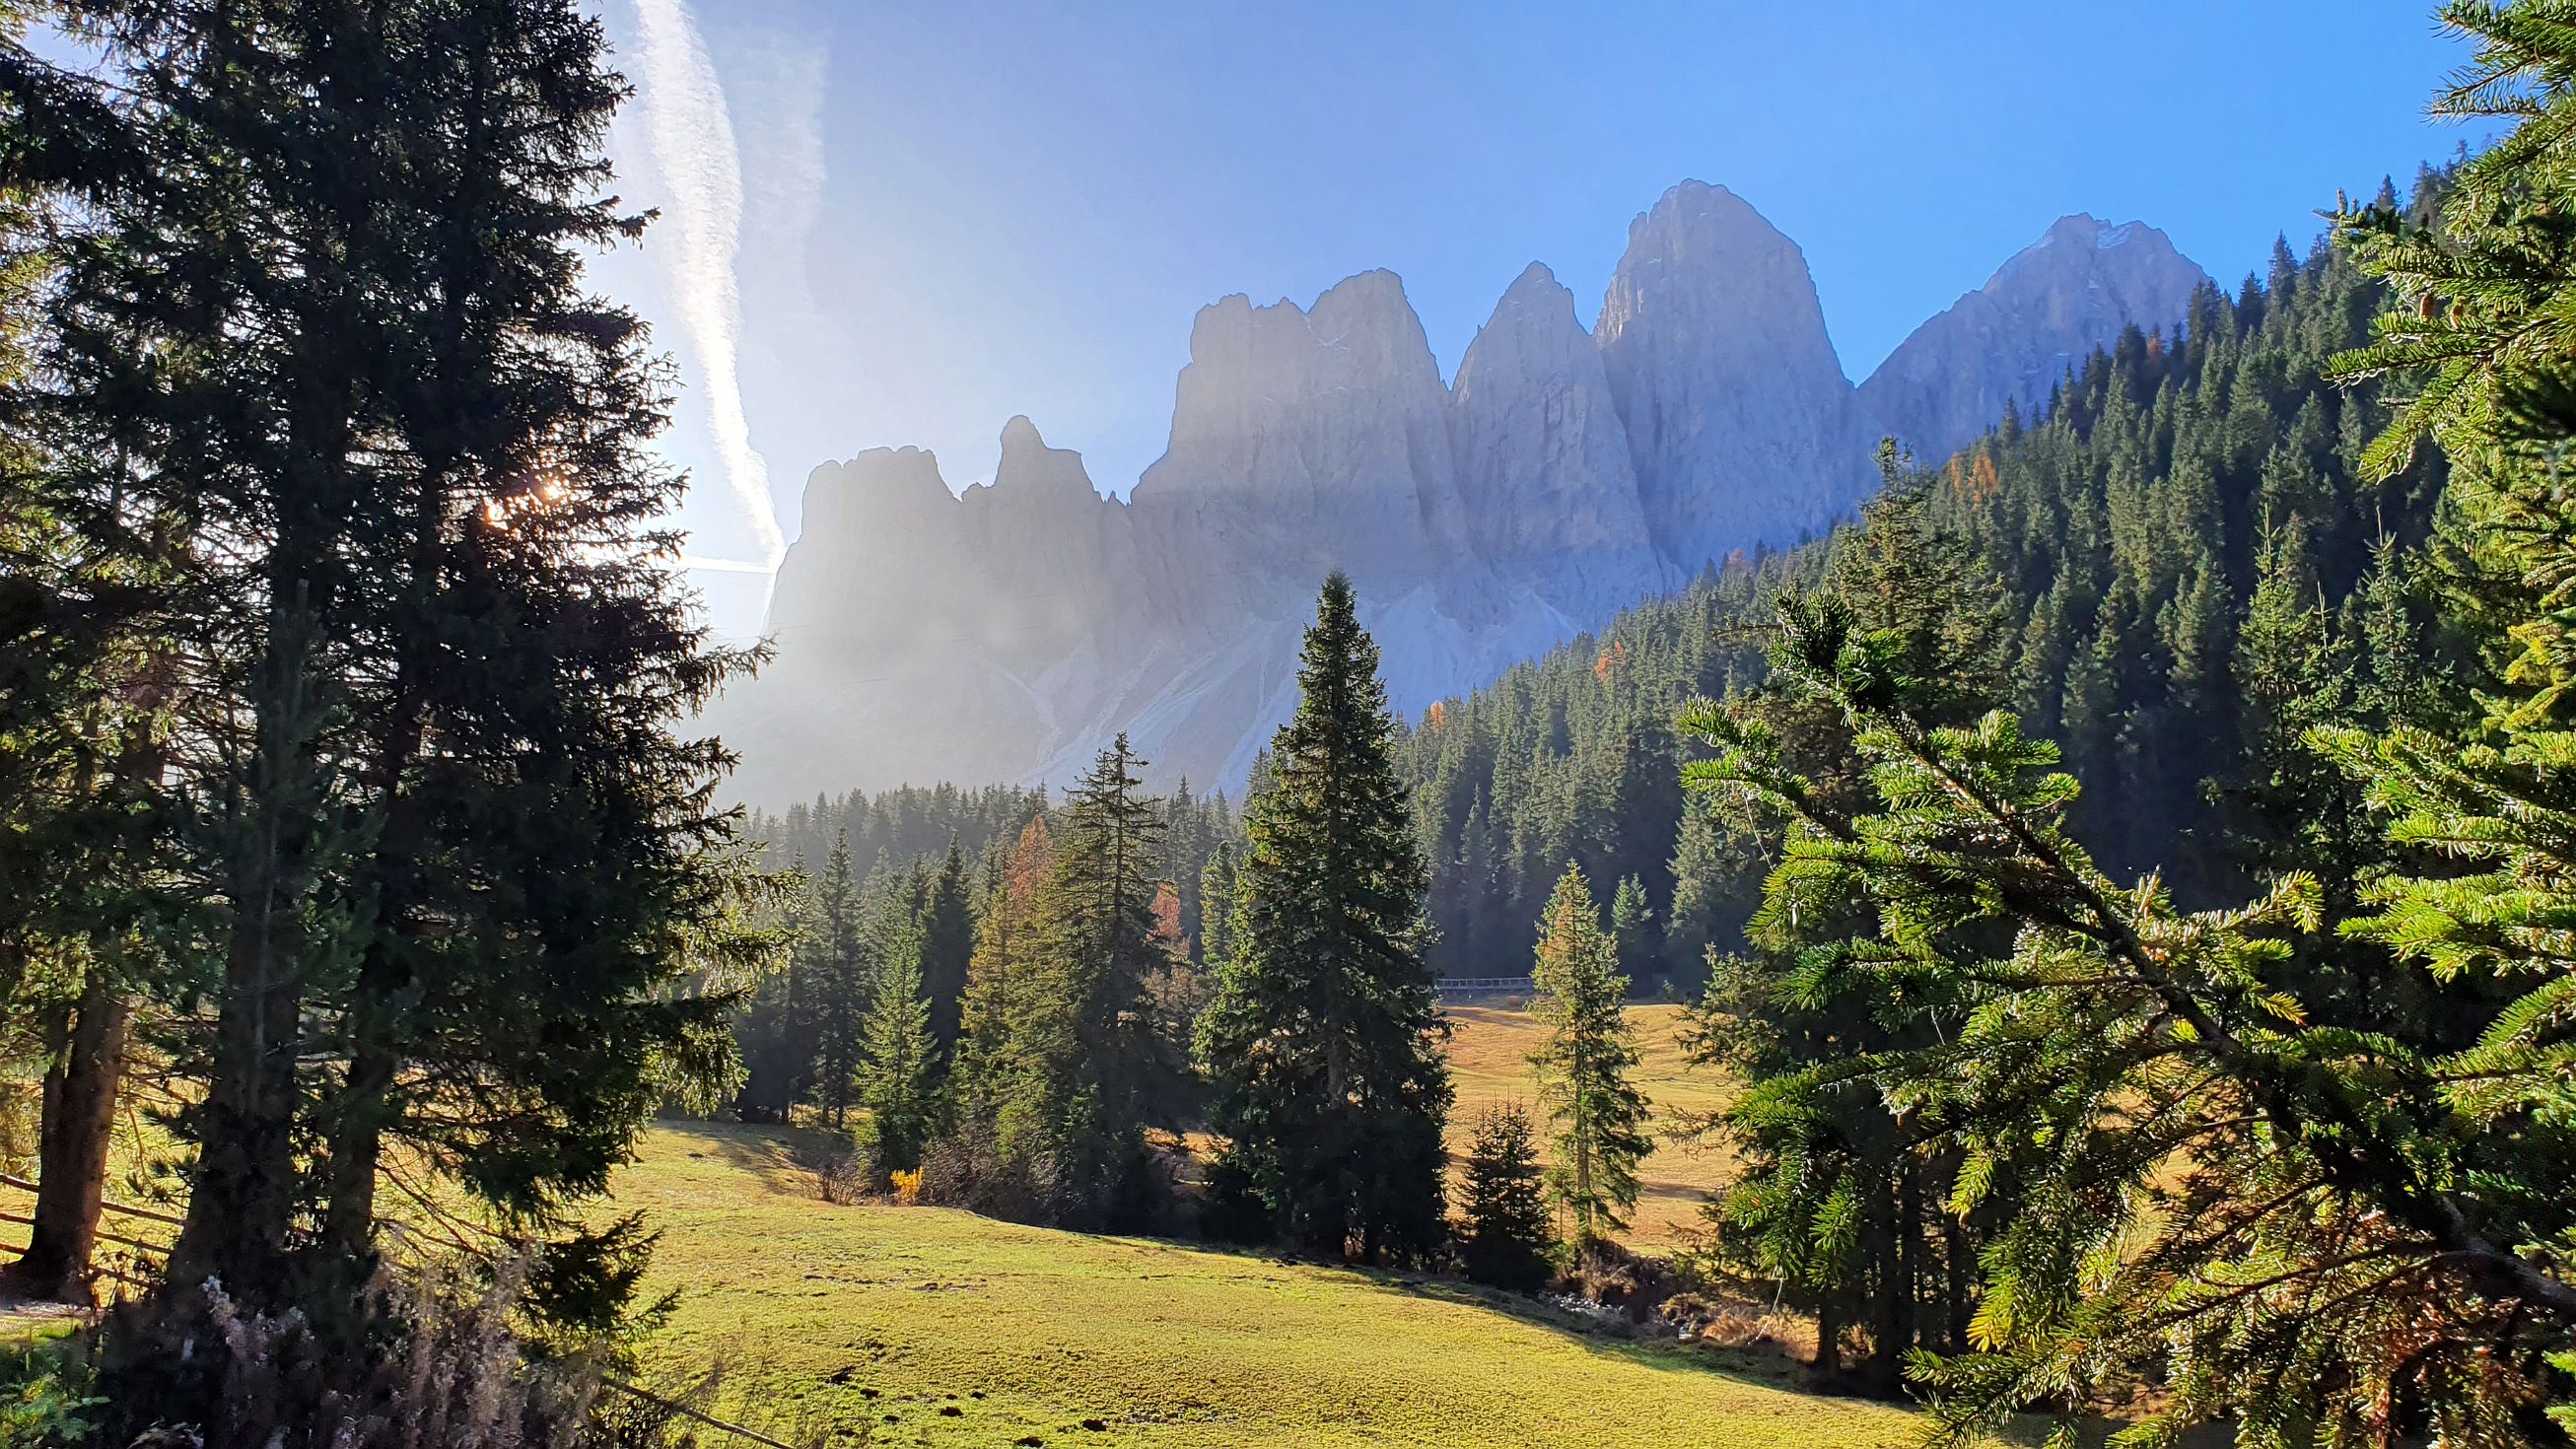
xmin=647 ymin=1120 xmax=847 ymax=1199
xmin=1311 ymin=1263 xmax=2235 ymax=1449
xmin=634 ymin=1124 xmax=2235 ymax=1448
xmin=1333 ymin=1266 xmax=1818 ymax=1387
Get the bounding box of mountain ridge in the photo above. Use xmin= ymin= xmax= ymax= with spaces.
xmin=706 ymin=184 xmax=2208 ymax=804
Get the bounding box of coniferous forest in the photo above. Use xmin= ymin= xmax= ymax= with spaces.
xmin=1399 ymin=177 xmax=2454 ymax=992
xmin=1 ymin=2 xmax=2574 ymax=1447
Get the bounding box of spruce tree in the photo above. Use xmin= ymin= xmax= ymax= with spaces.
xmin=1608 ymin=872 xmax=1653 ymax=991
xmin=1199 ymin=574 xmax=1451 ymax=1262
xmin=857 ymin=944 xmax=936 ymax=1178
xmin=1010 ymin=736 xmax=1169 ymax=1224
xmin=1453 ymin=1103 xmax=1555 ymax=1292
xmin=21 ymin=0 xmax=756 ymax=1350
xmin=0 ymin=38 xmax=174 ymax=1303
xmin=1684 ymin=467 xmax=2020 ymax=1383
xmin=1527 ymin=865 xmax=1649 ymax=1249
xmin=936 ymin=817 xmax=1054 ymax=1204
xmin=732 ymin=854 xmax=818 ymax=1121
xmin=805 ymin=833 xmax=869 ymax=1128
xmin=1197 ymin=843 xmax=1240 ymax=976
xmin=958 ymin=817 xmax=1053 ymax=1083
xmin=918 ymin=841 xmax=975 ymax=1061
xmin=1139 ymin=879 xmax=1204 ymax=1124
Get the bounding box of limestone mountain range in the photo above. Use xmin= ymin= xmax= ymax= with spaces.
xmin=708 ymin=181 xmax=2205 ymax=804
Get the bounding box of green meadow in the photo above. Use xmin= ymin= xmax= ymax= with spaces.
xmin=615 ymin=1123 xmax=1917 ymax=1449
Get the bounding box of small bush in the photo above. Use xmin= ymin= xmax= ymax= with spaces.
xmin=0 ymin=1339 xmax=98 ymax=1449
xmin=915 ymin=1130 xmax=1043 ymax=1220
xmin=801 ymin=1124 xmax=877 ymax=1205
xmin=81 ymin=1252 xmax=726 ymax=1449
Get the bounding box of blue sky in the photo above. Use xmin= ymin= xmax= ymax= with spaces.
xmin=591 ymin=2 xmax=2496 ymax=637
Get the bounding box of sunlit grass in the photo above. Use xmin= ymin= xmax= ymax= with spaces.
xmin=613 ymin=1123 xmax=1916 ymax=1449
xmin=1443 ymin=1003 xmax=1733 ymax=1250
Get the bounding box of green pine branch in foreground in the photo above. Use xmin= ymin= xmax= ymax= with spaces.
xmin=1683 ymin=586 xmax=2572 ymax=1447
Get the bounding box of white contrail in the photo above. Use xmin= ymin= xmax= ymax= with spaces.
xmin=632 ymin=0 xmax=786 ymax=570
xmin=675 ymin=554 xmax=776 ymax=575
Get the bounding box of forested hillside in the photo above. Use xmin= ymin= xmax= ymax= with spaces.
xmin=1399 ymin=169 xmax=2456 ymax=984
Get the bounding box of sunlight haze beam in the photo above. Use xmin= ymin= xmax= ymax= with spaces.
xmin=632 ymin=0 xmax=787 ymax=570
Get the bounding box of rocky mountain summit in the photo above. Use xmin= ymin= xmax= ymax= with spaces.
xmin=1858 ymin=213 xmax=2206 ymax=462
xmin=708 ymin=185 xmax=2205 ymax=804
xmin=1598 ymin=181 xmax=1876 ymax=575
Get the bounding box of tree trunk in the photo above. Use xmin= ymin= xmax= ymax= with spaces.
xmin=1868 ymin=1163 xmax=1915 ymax=1393
xmin=2 ymin=976 xmax=133 ymax=1301
xmin=1812 ymin=1281 xmax=1844 ymax=1377
xmin=1942 ymin=1210 xmax=1972 ymax=1353
xmin=318 ymin=1037 xmax=396 ymax=1270
xmin=168 ymin=607 xmax=322 ymax=1305
xmin=168 ymin=905 xmax=307 ymax=1302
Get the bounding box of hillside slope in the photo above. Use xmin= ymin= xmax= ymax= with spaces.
xmin=615 ymin=1125 xmax=1918 ymax=1449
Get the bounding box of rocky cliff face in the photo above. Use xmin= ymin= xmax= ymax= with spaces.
xmin=1134 ymin=271 xmax=1473 ymax=618
xmin=1597 ymin=181 xmax=1876 ymax=573
xmin=1450 ymin=262 xmax=1668 ymax=624
xmin=1859 ymin=214 xmax=2207 ymax=462
xmin=710 ymin=188 xmax=2207 ymax=804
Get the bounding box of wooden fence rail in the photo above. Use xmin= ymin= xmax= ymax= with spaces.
xmin=1438 ymin=976 xmax=1536 ymax=999
xmin=0 ymin=1172 xmax=185 ymax=1228
xmin=0 ymin=1208 xmax=163 ymax=1258
xmin=0 ymin=1171 xmax=173 ymax=1295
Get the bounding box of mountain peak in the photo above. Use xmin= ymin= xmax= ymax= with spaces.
xmin=1502 ymin=259 xmax=1563 ymax=301
xmin=2010 ymin=214 xmax=2184 ymax=275
xmin=1862 ymin=215 xmax=2208 ymax=460
xmin=2031 ymin=213 xmax=2163 ymax=254
xmin=1136 ymin=262 xmax=1467 ymax=611
xmin=993 ymin=415 xmax=1097 ymax=499
xmin=1305 ymin=268 xmax=1430 ymax=355
xmin=1616 ymin=180 xmax=1789 ymax=272
xmin=1645 ymin=177 xmax=1749 ymax=216
xmin=1452 ymin=256 xmax=1662 ymax=622
xmin=1598 ymin=178 xmax=1867 ymax=571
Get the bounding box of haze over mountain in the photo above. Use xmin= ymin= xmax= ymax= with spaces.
xmin=1857 ymin=213 xmax=2208 ymax=461
xmin=708 ymin=182 xmax=2205 ymax=804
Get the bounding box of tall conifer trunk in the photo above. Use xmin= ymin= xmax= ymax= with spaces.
xmin=1813 ymin=1285 xmax=1844 ymax=1378
xmin=1942 ymin=1206 xmax=1972 ymax=1352
xmin=1870 ymin=1157 xmax=1920 ymax=1389
xmin=171 ymin=603 xmax=328 ymax=1303
xmin=2 ymin=975 xmax=130 ymax=1301
xmin=318 ymin=1040 xmax=396 ymax=1268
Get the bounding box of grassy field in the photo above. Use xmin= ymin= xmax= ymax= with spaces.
xmin=1444 ymin=1003 xmax=1732 ymax=1250
xmin=617 ymin=1123 xmax=1917 ymax=1449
